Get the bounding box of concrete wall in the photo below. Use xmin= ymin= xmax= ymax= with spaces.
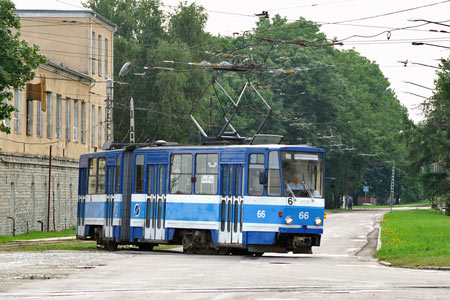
xmin=0 ymin=152 xmax=78 ymax=235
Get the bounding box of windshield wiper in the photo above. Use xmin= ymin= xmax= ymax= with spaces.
xmin=302 ymin=180 xmax=315 ymax=201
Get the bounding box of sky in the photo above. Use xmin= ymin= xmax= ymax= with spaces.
xmin=13 ymin=0 xmax=450 ymax=123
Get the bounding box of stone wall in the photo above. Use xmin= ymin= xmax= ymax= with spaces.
xmin=0 ymin=152 xmax=78 ymax=235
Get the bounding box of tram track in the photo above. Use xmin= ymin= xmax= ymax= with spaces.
xmin=4 ymin=284 xmax=450 ymax=298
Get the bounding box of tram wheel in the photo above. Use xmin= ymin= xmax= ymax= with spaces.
xmin=138 ymin=243 xmax=154 ymax=251
xmin=104 ymin=240 xmax=118 ymax=251
xmin=217 ymin=247 xmax=230 ymax=255
xmin=182 ymin=234 xmax=195 ymax=254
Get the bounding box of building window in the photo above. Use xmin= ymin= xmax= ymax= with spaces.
xmin=36 ymin=101 xmax=43 ymax=137
xmin=26 ymin=100 xmax=33 ymax=136
xmin=98 ymin=34 xmax=102 ymax=76
xmin=73 ymin=100 xmax=79 ymax=142
xmin=170 ymin=154 xmax=192 ymax=194
xmin=91 ymin=105 xmax=96 ymax=147
xmin=195 ymin=153 xmax=218 ymax=195
xmin=46 ymin=92 xmax=53 ymax=138
xmin=105 ymin=38 xmax=108 ymax=77
xmin=92 ymin=31 xmax=96 ymax=74
xmin=14 ymin=89 xmax=21 ymax=133
xmin=65 ymin=98 xmax=71 ymax=141
xmin=2 ymin=97 xmax=11 ymax=129
xmin=81 ymin=101 xmax=86 ymax=144
xmin=56 ymin=94 xmax=62 ymax=139
xmin=98 ymin=106 xmax=102 ymax=147
xmin=248 ymin=153 xmax=265 ymax=196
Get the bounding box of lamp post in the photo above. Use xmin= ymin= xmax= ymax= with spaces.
xmin=401 ymin=91 xmax=429 ymax=99
xmin=411 ymin=41 xmax=450 ymax=50
xmin=118 ymin=62 xmax=135 ymax=143
xmin=402 ymin=81 xmax=435 ymax=91
xmin=404 ymin=58 xmax=441 ymax=69
xmin=408 ymin=18 xmax=450 ymax=28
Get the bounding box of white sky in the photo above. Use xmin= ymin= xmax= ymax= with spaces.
xmin=13 ymin=0 xmax=450 ymax=123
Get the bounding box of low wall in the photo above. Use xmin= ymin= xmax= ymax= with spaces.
xmin=0 ymin=152 xmax=79 ymax=235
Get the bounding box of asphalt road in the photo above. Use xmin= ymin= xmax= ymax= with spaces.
xmin=2 ymin=208 xmax=450 ymax=299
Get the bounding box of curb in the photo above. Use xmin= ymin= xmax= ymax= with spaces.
xmin=378 ymin=262 xmax=450 ymax=271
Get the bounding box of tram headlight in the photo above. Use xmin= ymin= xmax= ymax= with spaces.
xmin=285 ymin=216 xmax=293 ymax=225
xmin=314 ymin=217 xmax=323 ymax=226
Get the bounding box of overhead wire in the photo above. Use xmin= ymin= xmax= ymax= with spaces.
xmin=325 ymin=0 xmax=450 ymax=24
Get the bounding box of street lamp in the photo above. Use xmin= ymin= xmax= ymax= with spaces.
xmin=401 ymin=58 xmax=441 ymax=69
xmin=408 ymin=18 xmax=450 ymax=28
xmin=119 ymin=61 xmax=132 ymax=77
xmin=411 ymin=41 xmax=450 ymax=50
xmin=118 ymin=61 xmax=135 ymax=144
xmin=401 ymin=91 xmax=429 ymax=99
xmin=402 ymin=81 xmax=435 ymax=91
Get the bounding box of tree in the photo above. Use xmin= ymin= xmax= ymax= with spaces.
xmin=0 ymin=0 xmax=46 ymax=133
xmin=83 ymin=1 xmax=418 ymax=207
xmin=236 ymin=16 xmax=411 ymax=206
xmin=85 ymin=0 xmax=212 ymax=144
xmin=407 ymin=58 xmax=449 ymax=213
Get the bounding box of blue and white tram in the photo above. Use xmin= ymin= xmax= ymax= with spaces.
xmin=77 ymin=143 xmax=326 ymax=254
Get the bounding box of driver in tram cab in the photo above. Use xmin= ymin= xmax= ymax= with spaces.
xmin=286 ymin=176 xmax=306 ymax=197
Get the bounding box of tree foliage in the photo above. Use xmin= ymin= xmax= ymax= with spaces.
xmin=85 ymin=1 xmax=419 ymax=207
xmin=0 ymin=0 xmax=46 ymax=133
xmin=406 ymin=59 xmax=450 ymax=212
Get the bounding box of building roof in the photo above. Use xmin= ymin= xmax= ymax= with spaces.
xmin=15 ymin=9 xmax=116 ymax=31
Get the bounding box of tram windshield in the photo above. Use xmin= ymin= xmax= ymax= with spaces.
xmin=281 ymin=151 xmax=323 ymax=198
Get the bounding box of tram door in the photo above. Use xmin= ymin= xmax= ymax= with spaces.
xmin=144 ymin=164 xmax=167 ymax=241
xmin=77 ymin=168 xmax=88 ymax=236
xmin=219 ymin=164 xmax=244 ymax=244
xmin=105 ymin=165 xmax=116 ymax=239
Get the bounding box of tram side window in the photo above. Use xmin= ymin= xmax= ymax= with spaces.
xmin=268 ymin=151 xmax=281 ymax=196
xmin=97 ymin=157 xmax=106 ymax=193
xmin=134 ymin=154 xmax=145 ymax=193
xmin=88 ymin=157 xmax=97 ymax=194
xmin=170 ymin=154 xmax=192 ymax=194
xmin=195 ymin=153 xmax=218 ymax=195
xmin=248 ymin=153 xmax=265 ymax=196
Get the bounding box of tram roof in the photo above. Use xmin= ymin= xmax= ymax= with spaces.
xmin=133 ymin=144 xmax=325 ymax=152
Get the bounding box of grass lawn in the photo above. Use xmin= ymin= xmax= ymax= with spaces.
xmin=326 ymin=201 xmax=431 ymax=212
xmin=354 ymin=200 xmax=432 ymax=209
xmin=375 ymin=209 xmax=450 ymax=267
xmin=0 ymin=227 xmax=77 ymax=243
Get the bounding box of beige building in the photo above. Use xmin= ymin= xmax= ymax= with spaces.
xmin=1 ymin=10 xmax=116 ymax=158
xmin=0 ymin=10 xmax=116 ymax=235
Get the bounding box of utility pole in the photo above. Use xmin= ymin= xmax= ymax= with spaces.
xmin=47 ymin=146 xmax=52 ymax=232
xmin=130 ymin=97 xmax=135 ymax=143
xmin=105 ymin=77 xmax=113 ymax=143
xmin=388 ymin=166 xmax=395 ymax=212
